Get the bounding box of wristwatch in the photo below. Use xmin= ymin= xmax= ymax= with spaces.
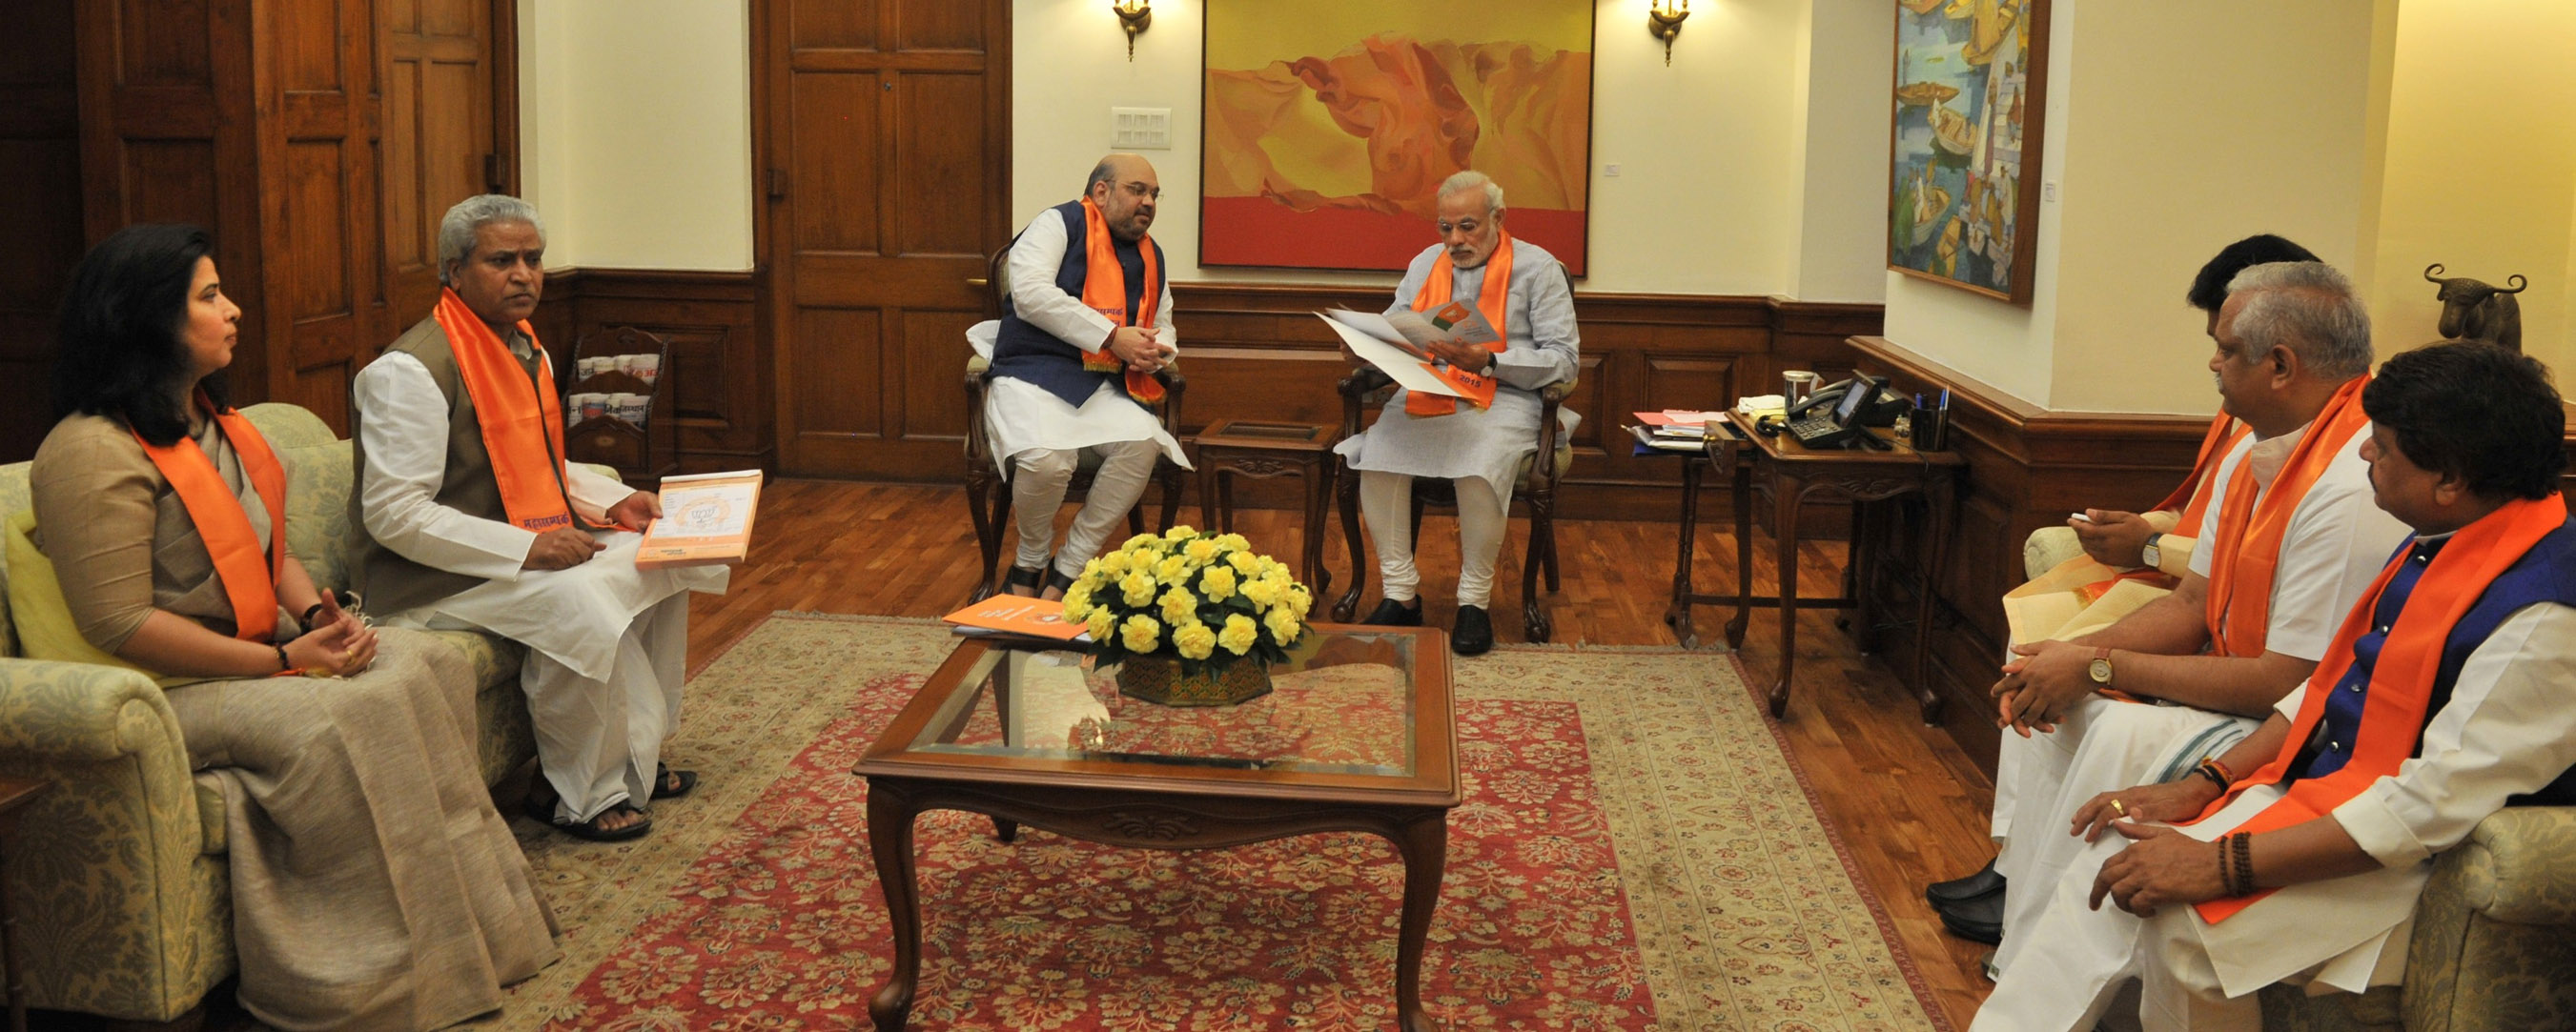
xmin=2087 ymin=647 xmax=2116 ymax=686
xmin=2139 ymin=533 xmax=2165 ymax=569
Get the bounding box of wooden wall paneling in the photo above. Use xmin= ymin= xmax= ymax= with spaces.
xmin=378 ymin=0 xmax=507 ymax=353
xmin=0 ymin=0 xmax=85 ymax=462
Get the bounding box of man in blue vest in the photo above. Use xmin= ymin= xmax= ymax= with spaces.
xmin=986 ymin=153 xmax=1190 ymax=598
xmin=1973 ymin=341 xmax=2576 ymax=1030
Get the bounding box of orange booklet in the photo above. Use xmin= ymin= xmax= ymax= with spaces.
xmin=635 ymin=470 xmax=765 ymax=569
xmin=941 ymin=596 xmax=1091 ymax=641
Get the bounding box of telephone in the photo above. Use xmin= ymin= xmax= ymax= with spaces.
xmin=1786 ymin=376 xmax=1911 ymax=427
xmin=1782 ymin=374 xmax=1901 ymax=448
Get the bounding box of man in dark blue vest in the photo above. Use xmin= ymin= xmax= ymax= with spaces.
xmin=986 ymin=153 xmax=1190 ymax=598
xmin=1973 ymin=341 xmax=2576 ymax=1031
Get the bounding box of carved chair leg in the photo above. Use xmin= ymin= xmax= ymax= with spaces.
xmin=1333 ymin=460 xmax=1367 ymax=621
xmin=1156 ymin=462 xmax=1182 ymax=533
xmin=1539 ymin=493 xmax=1563 ymax=592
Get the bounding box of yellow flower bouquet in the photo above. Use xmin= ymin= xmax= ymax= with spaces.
xmin=1059 ymin=527 xmax=1313 ymax=705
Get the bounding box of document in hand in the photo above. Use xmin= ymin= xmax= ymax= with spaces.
xmin=941 ymin=595 xmax=1092 ymax=641
xmin=1315 ymin=308 xmax=1502 ymax=410
xmin=635 ymin=470 xmax=766 ymax=569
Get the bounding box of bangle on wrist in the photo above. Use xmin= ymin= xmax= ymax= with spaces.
xmin=301 ymin=602 xmax=327 ymax=626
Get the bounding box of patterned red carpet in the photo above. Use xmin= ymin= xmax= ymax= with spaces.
xmin=492 ymin=614 xmax=1946 ymax=1031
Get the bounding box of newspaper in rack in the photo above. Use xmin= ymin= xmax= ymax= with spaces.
xmin=635 ymin=469 xmax=765 ymax=568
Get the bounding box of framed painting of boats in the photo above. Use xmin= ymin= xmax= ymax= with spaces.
xmin=1887 ymin=0 xmax=2049 ymax=304
xmin=1199 ymin=0 xmax=1595 ymax=273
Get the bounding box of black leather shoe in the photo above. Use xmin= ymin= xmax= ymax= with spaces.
xmin=1936 ymin=884 xmax=2004 ymax=945
xmin=1451 ymin=604 xmax=1493 ymax=656
xmin=1926 ymin=860 xmax=2005 ymax=907
xmin=1362 ymin=599 xmax=1423 ymax=626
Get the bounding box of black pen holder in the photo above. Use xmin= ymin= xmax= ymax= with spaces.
xmin=1910 ymin=402 xmax=1952 ymax=452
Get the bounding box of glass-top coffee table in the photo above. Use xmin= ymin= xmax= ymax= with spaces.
xmin=853 ymin=624 xmax=1460 ymax=1031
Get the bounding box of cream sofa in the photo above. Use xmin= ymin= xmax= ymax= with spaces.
xmin=0 ymin=402 xmax=542 ymax=1024
xmin=2021 ymin=526 xmax=2576 ymax=1030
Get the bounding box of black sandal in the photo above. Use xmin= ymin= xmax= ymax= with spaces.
xmin=1045 ymin=567 xmax=1079 ymax=596
xmin=652 ymin=762 xmax=698 ymax=799
xmin=1005 ymin=562 xmax=1048 ymax=597
xmin=524 ymin=791 xmax=653 ymax=841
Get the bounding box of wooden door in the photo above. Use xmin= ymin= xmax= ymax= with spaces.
xmin=0 ymin=0 xmax=84 ymax=461
xmin=757 ymin=0 xmax=1011 ymax=478
xmin=250 ymin=0 xmax=387 ymax=430
xmin=379 ymin=0 xmax=512 ymax=348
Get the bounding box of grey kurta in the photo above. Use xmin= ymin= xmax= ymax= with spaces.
xmin=1333 ymin=238 xmax=1581 ymax=494
xmin=30 ymin=413 xmax=559 ymax=1031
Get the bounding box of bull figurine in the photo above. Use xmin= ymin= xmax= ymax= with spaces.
xmin=2424 ymin=264 xmax=2528 ymax=354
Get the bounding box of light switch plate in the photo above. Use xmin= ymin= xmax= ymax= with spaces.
xmin=1112 ymin=107 xmax=1173 ymax=150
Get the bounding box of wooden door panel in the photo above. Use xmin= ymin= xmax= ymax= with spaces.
xmin=119 ymin=0 xmax=213 ymax=84
xmin=381 ymin=0 xmax=499 ymax=342
xmin=0 ymin=0 xmax=81 ymax=461
xmin=790 ymin=308 xmax=886 ymax=436
xmin=286 ymin=142 xmax=353 ymax=320
xmin=766 ymin=0 xmax=1006 ymax=477
xmin=792 ymin=0 xmax=880 ymax=51
xmin=894 ymin=71 xmax=989 ymax=255
xmin=120 ymin=141 xmax=221 ymax=225
xmin=788 ymin=73 xmax=883 ymax=252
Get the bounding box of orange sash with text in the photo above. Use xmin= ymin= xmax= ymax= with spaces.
xmin=1404 ymin=230 xmax=1514 ymax=418
xmin=1073 ymin=196 xmax=1166 ymax=404
xmin=434 ymin=288 xmax=594 ymax=533
xmin=2190 ymin=493 xmax=2566 ymax=921
xmin=2203 ymin=377 xmax=2372 ymax=658
xmin=133 ymin=395 xmax=289 ymax=642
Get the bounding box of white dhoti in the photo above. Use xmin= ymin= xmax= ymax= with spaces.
xmin=382 ymin=532 xmax=727 ymax=821
xmin=1991 ymin=695 xmax=2259 ymax=975
xmin=1973 ymin=777 xmax=2417 ymax=1032
xmin=985 ymin=377 xmax=1191 ymax=577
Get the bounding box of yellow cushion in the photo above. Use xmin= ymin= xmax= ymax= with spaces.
xmin=5 ymin=509 xmax=176 ymax=685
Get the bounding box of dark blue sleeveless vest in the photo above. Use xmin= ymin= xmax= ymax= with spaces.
xmin=991 ymin=199 xmax=1164 ymax=408
xmin=2295 ymin=513 xmax=2576 ymax=805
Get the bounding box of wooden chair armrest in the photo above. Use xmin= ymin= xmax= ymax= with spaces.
xmin=963 ymin=366 xmax=995 ymax=462
xmin=1153 ymin=367 xmax=1187 ymax=434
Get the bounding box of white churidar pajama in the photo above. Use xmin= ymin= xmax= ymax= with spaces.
xmin=984 ymin=204 xmax=1191 ymax=578
xmin=355 ymin=347 xmax=728 ymax=823
xmin=1334 ymin=238 xmax=1579 ymax=606
xmin=1972 ymin=602 xmax=2576 ymax=1031
xmin=1986 ymin=422 xmax=2406 ymax=976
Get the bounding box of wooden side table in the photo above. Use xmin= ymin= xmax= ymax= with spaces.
xmin=0 ymin=778 xmax=49 ymax=1032
xmin=1193 ymin=419 xmax=1345 ymax=597
xmin=1666 ymin=413 xmax=1963 ymax=722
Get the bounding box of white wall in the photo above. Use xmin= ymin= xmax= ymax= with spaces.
xmin=1881 ymin=0 xmax=2380 ymax=413
xmin=1786 ymin=0 xmax=1896 ymax=303
xmin=1010 ymin=0 xmax=1870 ymax=297
xmin=517 ymin=0 xmax=755 ymax=272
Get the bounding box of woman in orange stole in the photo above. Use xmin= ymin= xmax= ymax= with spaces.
xmin=26 ymin=225 xmax=556 ymax=1030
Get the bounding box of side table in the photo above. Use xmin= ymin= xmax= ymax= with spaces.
xmin=1666 ymin=413 xmax=1963 ymax=721
xmin=0 ymin=778 xmax=49 ymax=1032
xmin=1193 ymin=419 xmax=1345 ymax=597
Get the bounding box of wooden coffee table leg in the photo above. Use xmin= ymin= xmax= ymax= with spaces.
xmin=1390 ymin=810 xmax=1448 ymax=1032
xmin=866 ymin=781 xmax=924 ymax=1030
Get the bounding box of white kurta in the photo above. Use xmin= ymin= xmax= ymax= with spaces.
xmin=1332 ymin=238 xmax=1580 ymax=496
xmin=1973 ymin=600 xmax=2576 ymax=1032
xmin=1988 ymin=421 xmax=2410 ymax=974
xmin=983 ymin=206 xmax=1189 ymax=472
xmin=353 ymin=345 xmax=728 ymax=820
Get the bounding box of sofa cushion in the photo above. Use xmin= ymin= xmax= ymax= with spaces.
xmin=276 ymin=438 xmax=362 ymax=595
xmin=6 ymin=510 xmax=164 ymax=682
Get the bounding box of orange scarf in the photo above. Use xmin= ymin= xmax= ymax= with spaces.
xmin=433 ymin=288 xmax=590 ymax=532
xmin=2189 ymin=493 xmax=2567 ymax=921
xmin=2158 ymin=415 xmax=2252 ymax=538
xmin=133 ymin=394 xmax=289 ymax=642
xmin=2203 ymin=377 xmax=2372 ymax=658
xmin=1404 ymin=230 xmax=1515 ymax=418
xmin=1073 ymin=196 xmax=1166 ymax=404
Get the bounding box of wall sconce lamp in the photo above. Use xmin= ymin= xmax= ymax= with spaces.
xmin=1113 ymin=0 xmax=1152 ymax=62
xmin=1648 ymin=0 xmax=1689 ymax=66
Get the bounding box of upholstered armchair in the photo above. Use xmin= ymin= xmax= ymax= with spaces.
xmin=961 ymin=243 xmax=1185 ymax=601
xmin=2014 ymin=532 xmax=2576 ymax=1030
xmin=0 ymin=402 xmax=542 ymax=1025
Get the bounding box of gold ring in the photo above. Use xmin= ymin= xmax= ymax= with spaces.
xmin=2110 ymin=799 xmax=2127 ymax=816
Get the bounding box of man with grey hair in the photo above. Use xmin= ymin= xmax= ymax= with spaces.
xmin=1334 ymin=169 xmax=1578 ymax=656
xmin=986 ymin=152 xmax=1189 ymax=598
xmin=1968 ymin=260 xmax=2408 ymax=968
xmin=350 ymin=193 xmax=727 ymax=841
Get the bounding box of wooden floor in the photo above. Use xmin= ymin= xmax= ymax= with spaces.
xmin=702 ymin=478 xmax=2004 ymax=1029
xmin=75 ymin=477 xmax=2000 ymax=1032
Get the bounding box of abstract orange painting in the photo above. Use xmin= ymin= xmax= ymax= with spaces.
xmin=1201 ymin=1 xmax=1594 ymax=273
